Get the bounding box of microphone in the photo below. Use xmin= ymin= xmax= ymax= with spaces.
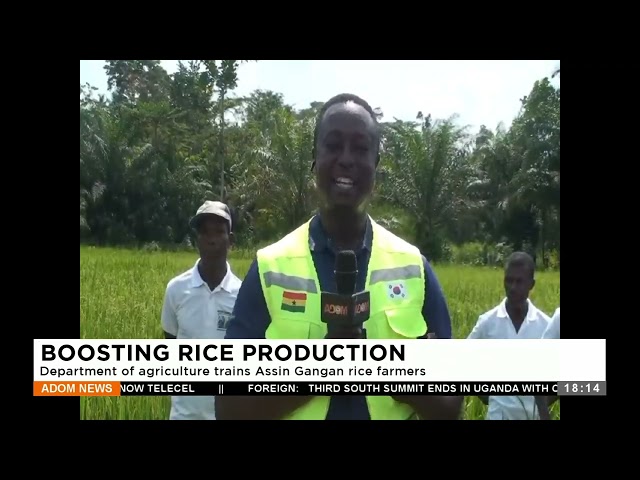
xmin=321 ymin=250 xmax=371 ymax=338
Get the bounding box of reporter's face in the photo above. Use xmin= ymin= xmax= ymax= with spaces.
xmin=314 ymin=102 xmax=377 ymax=211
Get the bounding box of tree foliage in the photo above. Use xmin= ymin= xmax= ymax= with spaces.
xmin=80 ymin=61 xmax=560 ymax=267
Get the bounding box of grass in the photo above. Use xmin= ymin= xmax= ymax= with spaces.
xmin=79 ymin=245 xmax=560 ymax=420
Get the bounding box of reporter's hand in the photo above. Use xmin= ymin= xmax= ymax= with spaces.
xmin=325 ymin=327 xmax=363 ymax=339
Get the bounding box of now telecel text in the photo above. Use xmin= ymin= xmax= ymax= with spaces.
xmin=39 ymin=343 xmax=406 ymax=362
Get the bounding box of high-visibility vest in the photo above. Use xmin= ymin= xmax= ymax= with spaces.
xmin=256 ymin=216 xmax=427 ymax=420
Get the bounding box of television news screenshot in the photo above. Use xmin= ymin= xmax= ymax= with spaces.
xmin=59 ymin=59 xmax=596 ymax=422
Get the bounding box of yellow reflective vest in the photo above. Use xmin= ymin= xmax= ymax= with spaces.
xmin=256 ymin=216 xmax=427 ymax=420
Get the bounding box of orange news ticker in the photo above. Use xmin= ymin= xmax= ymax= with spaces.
xmin=33 ymin=381 xmax=121 ymax=396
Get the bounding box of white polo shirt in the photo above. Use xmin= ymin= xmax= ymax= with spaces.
xmin=161 ymin=259 xmax=242 ymax=420
xmin=542 ymin=307 xmax=560 ymax=339
xmin=467 ymin=298 xmax=551 ymax=420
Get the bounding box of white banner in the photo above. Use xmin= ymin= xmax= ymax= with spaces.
xmin=33 ymin=339 xmax=606 ymax=383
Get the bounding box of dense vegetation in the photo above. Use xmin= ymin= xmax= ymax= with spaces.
xmin=80 ymin=60 xmax=560 ymax=267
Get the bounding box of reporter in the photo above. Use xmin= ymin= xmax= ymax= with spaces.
xmin=215 ymin=93 xmax=462 ymax=421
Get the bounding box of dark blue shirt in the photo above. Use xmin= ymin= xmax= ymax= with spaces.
xmin=226 ymin=215 xmax=452 ymax=420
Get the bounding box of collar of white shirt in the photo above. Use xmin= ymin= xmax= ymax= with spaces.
xmin=189 ymin=259 xmax=236 ymax=293
xmin=495 ymin=297 xmax=540 ymax=323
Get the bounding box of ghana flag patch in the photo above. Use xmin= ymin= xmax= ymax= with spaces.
xmin=281 ymin=291 xmax=307 ymax=313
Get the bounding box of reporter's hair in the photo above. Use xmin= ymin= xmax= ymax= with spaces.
xmin=312 ymin=93 xmax=381 ymax=163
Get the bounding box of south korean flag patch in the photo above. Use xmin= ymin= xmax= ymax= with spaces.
xmin=388 ymin=283 xmax=407 ymax=299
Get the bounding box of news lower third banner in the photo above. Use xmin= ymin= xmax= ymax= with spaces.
xmin=33 ymin=339 xmax=607 ymax=397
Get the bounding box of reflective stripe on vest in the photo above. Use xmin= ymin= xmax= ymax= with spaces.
xmin=256 ymin=216 xmax=427 ymax=420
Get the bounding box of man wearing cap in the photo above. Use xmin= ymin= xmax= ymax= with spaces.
xmin=161 ymin=200 xmax=242 ymax=420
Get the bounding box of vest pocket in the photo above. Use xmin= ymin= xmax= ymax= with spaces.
xmin=383 ymin=307 xmax=427 ymax=338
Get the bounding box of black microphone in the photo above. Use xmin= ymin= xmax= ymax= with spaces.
xmin=321 ymin=250 xmax=371 ymax=338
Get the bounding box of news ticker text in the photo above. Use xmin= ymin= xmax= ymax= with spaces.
xmin=33 ymin=381 xmax=607 ymax=397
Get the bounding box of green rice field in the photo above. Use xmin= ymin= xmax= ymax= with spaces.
xmin=79 ymin=245 xmax=560 ymax=420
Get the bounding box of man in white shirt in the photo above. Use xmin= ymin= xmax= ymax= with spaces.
xmin=161 ymin=201 xmax=242 ymax=420
xmin=542 ymin=307 xmax=560 ymax=339
xmin=467 ymin=252 xmax=551 ymax=420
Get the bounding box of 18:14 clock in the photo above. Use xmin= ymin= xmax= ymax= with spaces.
xmin=558 ymin=381 xmax=606 ymax=396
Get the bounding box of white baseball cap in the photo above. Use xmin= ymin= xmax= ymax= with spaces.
xmin=189 ymin=200 xmax=232 ymax=231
